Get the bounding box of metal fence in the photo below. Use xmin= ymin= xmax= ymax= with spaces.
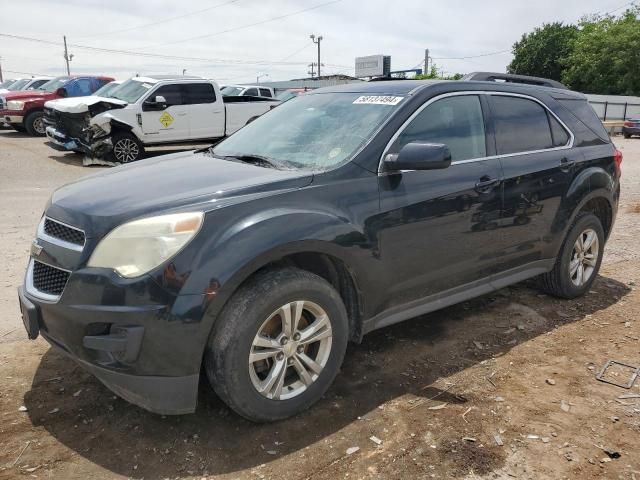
xmin=587 ymin=99 xmax=640 ymax=121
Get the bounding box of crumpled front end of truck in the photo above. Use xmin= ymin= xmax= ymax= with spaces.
xmin=44 ymin=100 xmax=126 ymax=166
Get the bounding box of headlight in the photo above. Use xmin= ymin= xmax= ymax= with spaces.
xmin=6 ymin=100 xmax=25 ymax=110
xmin=88 ymin=212 xmax=204 ymax=278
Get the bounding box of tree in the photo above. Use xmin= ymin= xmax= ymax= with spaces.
xmin=562 ymin=8 xmax=640 ymax=95
xmin=508 ymin=22 xmax=578 ymax=81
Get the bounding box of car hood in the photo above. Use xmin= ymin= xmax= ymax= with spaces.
xmin=46 ymin=95 xmax=127 ymax=114
xmin=46 ymin=150 xmax=313 ymax=238
xmin=2 ymin=90 xmax=55 ymax=102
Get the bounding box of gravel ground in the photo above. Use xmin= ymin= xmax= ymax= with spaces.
xmin=0 ymin=130 xmax=639 ymax=479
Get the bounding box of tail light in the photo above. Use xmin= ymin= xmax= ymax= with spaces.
xmin=614 ymin=148 xmax=623 ymax=177
xmin=624 ymin=121 xmax=634 ymax=127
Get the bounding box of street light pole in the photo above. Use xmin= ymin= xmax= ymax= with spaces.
xmin=63 ymin=35 xmax=73 ymax=75
xmin=257 ymin=73 xmax=269 ymax=83
xmin=310 ymin=34 xmax=323 ymax=78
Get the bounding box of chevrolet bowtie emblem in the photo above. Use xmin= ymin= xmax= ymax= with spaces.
xmin=30 ymin=241 xmax=43 ymax=257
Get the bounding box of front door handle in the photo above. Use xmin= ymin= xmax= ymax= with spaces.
xmin=475 ymin=176 xmax=500 ymax=193
xmin=560 ymin=157 xmax=575 ymax=172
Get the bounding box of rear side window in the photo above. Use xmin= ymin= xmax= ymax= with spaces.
xmin=153 ymin=85 xmax=183 ymax=106
xmin=549 ymin=115 xmax=570 ymax=147
xmin=182 ymin=83 xmax=216 ymax=104
xmin=259 ymin=88 xmax=272 ymax=98
xmin=244 ymin=88 xmax=259 ymax=96
xmin=394 ymin=95 xmax=487 ymax=162
xmin=558 ymin=99 xmax=609 ymax=141
xmin=29 ymin=79 xmax=49 ymax=89
xmin=491 ymin=96 xmax=553 ymax=154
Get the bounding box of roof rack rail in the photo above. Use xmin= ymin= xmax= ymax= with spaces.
xmin=462 ymin=72 xmax=568 ymax=90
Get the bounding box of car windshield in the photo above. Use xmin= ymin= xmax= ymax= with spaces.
xmin=109 ymin=79 xmax=155 ymax=103
xmin=0 ymin=80 xmax=16 ymax=89
xmin=93 ymin=82 xmax=121 ymax=98
xmin=276 ymin=91 xmax=299 ymax=102
xmin=212 ymin=92 xmax=404 ymax=171
xmin=38 ymin=77 xmax=70 ymax=92
xmin=8 ymin=79 xmax=29 ymax=91
xmin=221 ymin=86 xmax=244 ymax=96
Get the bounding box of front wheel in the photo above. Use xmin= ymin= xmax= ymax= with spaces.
xmin=24 ymin=111 xmax=46 ymax=136
xmin=539 ymin=213 xmax=604 ymax=298
xmin=205 ymin=268 xmax=349 ymax=422
xmin=110 ymin=132 xmax=145 ymax=163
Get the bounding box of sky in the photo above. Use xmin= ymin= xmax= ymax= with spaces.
xmin=0 ymin=0 xmax=633 ymax=84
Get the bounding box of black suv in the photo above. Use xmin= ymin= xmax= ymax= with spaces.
xmin=19 ymin=74 xmax=621 ymax=422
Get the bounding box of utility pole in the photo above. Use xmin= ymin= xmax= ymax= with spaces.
xmin=308 ymin=62 xmax=316 ymax=78
xmin=63 ymin=36 xmax=73 ymax=75
xmin=310 ymin=34 xmax=323 ymax=78
xmin=0 ymin=57 xmax=3 ymax=82
xmin=424 ymin=49 xmax=430 ymax=76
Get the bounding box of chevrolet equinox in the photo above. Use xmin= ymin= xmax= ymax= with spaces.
xmin=19 ymin=74 xmax=621 ymax=422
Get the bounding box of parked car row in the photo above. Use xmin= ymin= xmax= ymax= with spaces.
xmin=0 ymin=76 xmax=53 ymax=94
xmin=1 ymin=74 xmax=281 ymax=165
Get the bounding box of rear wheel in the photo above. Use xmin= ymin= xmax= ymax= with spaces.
xmin=110 ymin=132 xmax=144 ymax=163
xmin=539 ymin=213 xmax=604 ymax=299
xmin=24 ymin=111 xmax=46 ymax=136
xmin=205 ymin=268 xmax=349 ymax=422
xmin=624 ymin=133 xmax=631 ymax=139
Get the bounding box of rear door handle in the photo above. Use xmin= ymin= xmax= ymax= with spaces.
xmin=475 ymin=176 xmax=500 ymax=193
xmin=560 ymin=157 xmax=575 ymax=172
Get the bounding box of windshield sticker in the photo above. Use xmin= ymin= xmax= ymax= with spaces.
xmin=353 ymin=95 xmax=404 ymax=106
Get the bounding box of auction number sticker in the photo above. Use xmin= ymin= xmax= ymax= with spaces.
xmin=159 ymin=111 xmax=174 ymax=128
xmin=353 ymin=96 xmax=404 ymax=105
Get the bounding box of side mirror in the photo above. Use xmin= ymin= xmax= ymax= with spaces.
xmin=56 ymin=87 xmax=68 ymax=98
xmin=143 ymin=95 xmax=167 ymax=111
xmin=384 ymin=142 xmax=452 ymax=171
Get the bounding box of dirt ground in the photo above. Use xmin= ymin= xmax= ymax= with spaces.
xmin=0 ymin=130 xmax=639 ymax=480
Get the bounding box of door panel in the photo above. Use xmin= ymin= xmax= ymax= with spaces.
xmin=487 ymin=94 xmax=579 ymax=270
xmin=141 ymin=84 xmax=189 ymax=143
xmin=182 ymin=83 xmax=224 ymax=140
xmin=376 ymin=94 xmax=504 ymax=312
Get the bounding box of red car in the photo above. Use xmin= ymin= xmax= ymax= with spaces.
xmin=1 ymin=75 xmax=114 ymax=136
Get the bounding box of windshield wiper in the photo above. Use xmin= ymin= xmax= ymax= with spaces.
xmin=224 ymin=154 xmax=280 ymax=169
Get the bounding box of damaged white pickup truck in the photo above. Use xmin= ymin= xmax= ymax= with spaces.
xmin=43 ymin=75 xmax=280 ymax=165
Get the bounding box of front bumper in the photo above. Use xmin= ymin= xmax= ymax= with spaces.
xmin=3 ymin=114 xmax=24 ymax=124
xmin=44 ymin=125 xmax=113 ymax=161
xmin=45 ymin=126 xmax=81 ymax=152
xmin=19 ymin=259 xmax=210 ymax=415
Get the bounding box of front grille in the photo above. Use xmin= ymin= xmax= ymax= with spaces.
xmin=44 ymin=218 xmax=85 ymax=246
xmin=32 ymin=261 xmax=70 ymax=296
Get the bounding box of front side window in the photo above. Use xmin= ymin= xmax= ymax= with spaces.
xmin=28 ymin=79 xmax=49 ymax=90
xmin=491 ymin=96 xmax=554 ymax=155
xmin=70 ymin=78 xmax=93 ymax=96
xmin=151 ymin=85 xmax=183 ymax=106
xmin=182 ymin=83 xmax=216 ymax=104
xmin=393 ymin=95 xmax=487 ymax=162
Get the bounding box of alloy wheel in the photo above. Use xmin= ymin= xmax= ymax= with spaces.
xmin=113 ymin=138 xmax=140 ymax=163
xmin=249 ymin=300 xmax=333 ymax=400
xmin=33 ymin=117 xmax=45 ymax=135
xmin=569 ymin=228 xmax=599 ymax=286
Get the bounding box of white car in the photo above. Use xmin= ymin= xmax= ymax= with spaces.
xmin=221 ymin=84 xmax=276 ymax=98
xmin=0 ymin=76 xmax=52 ymax=94
xmin=43 ymin=75 xmax=280 ymax=165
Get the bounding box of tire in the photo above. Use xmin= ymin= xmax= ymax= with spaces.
xmin=24 ymin=111 xmax=46 ymax=136
xmin=624 ymin=133 xmax=631 ymax=139
xmin=205 ymin=268 xmax=349 ymax=422
xmin=11 ymin=124 xmax=26 ymax=133
xmin=109 ymin=132 xmax=145 ymax=163
xmin=539 ymin=213 xmax=605 ymax=299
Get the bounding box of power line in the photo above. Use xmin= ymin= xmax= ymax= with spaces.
xmin=605 ymin=0 xmax=636 ymax=14
xmin=130 ymin=0 xmax=344 ymax=50
xmin=76 ymin=0 xmax=243 ymax=38
xmin=0 ymin=33 xmax=320 ymax=66
xmin=432 ymin=49 xmax=511 ymax=60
